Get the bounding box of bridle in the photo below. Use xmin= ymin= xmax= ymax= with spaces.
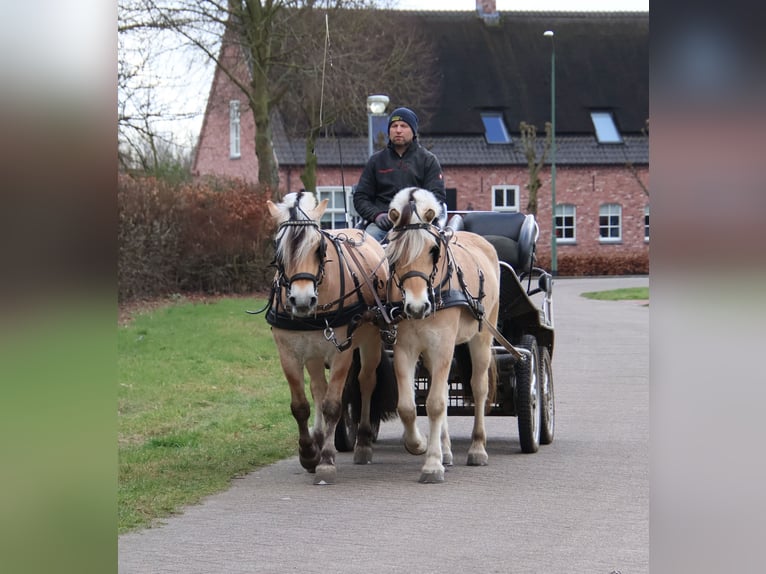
xmin=274 ymin=218 xmax=327 ymax=293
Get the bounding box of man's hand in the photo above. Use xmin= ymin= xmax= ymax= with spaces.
xmin=375 ymin=212 xmax=393 ymax=231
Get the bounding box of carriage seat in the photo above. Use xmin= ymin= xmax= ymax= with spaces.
xmin=448 ymin=211 xmax=539 ymax=272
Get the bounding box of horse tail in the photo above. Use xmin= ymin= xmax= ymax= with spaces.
xmin=345 ymin=346 xmax=399 ymax=426
xmin=370 ymin=344 xmax=399 ymax=423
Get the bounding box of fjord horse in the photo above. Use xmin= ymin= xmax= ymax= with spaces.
xmin=265 ymin=192 xmax=397 ymax=484
xmin=385 ymin=187 xmax=500 ymax=483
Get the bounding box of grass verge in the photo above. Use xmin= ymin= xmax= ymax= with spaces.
xmin=118 ymin=297 xmax=296 ymax=533
xmin=581 ymin=286 xmax=649 ymax=301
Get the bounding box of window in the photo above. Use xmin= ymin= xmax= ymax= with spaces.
xmin=229 ymin=100 xmax=241 ymax=158
xmin=316 ymin=186 xmax=353 ymax=229
xmin=481 ymin=112 xmax=512 ymax=144
xmin=599 ymin=203 xmax=622 ymax=242
xmin=644 ymin=205 xmax=650 ymax=242
xmin=590 ymin=111 xmax=622 ymax=144
xmin=491 ymin=185 xmax=519 ymax=212
xmin=555 ymin=204 xmax=576 ymax=243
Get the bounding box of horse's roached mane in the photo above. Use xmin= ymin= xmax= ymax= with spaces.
xmin=274 ymin=191 xmax=322 ymax=267
xmin=386 ymin=187 xmax=440 ymax=269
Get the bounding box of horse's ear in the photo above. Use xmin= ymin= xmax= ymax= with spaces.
xmin=389 ymin=208 xmax=400 ymax=224
xmin=312 ymin=198 xmax=329 ymax=220
xmin=423 ymin=208 xmax=436 ymax=223
xmin=267 ymin=200 xmax=280 ymax=219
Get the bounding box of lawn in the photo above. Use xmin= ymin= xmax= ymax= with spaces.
xmin=580 ymin=286 xmax=649 ymax=301
xmin=118 ymin=297 xmax=297 ymax=533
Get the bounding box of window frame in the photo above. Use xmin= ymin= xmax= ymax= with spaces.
xmin=599 ymin=203 xmax=623 ymax=243
xmin=555 ymin=203 xmax=576 ymax=244
xmin=491 ymin=184 xmax=520 ymax=212
xmin=229 ymin=100 xmax=241 ymax=159
xmin=316 ymin=186 xmax=353 ymax=230
xmin=644 ymin=205 xmax=650 ymax=242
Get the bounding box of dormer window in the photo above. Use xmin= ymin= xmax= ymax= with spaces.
xmin=590 ymin=110 xmax=622 ymax=144
xmin=481 ymin=112 xmax=511 ymax=144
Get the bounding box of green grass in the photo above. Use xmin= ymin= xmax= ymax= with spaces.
xmin=581 ymin=286 xmax=649 ymax=301
xmin=118 ymin=298 xmax=297 ymax=533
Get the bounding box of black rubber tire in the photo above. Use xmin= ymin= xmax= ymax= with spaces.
xmin=334 ymin=397 xmax=357 ymax=452
xmin=539 ymin=347 xmax=555 ymax=445
xmin=515 ymin=334 xmax=541 ymax=453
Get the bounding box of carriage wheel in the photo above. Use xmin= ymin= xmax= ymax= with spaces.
xmin=334 ymin=398 xmax=358 ymax=452
xmin=515 ymin=334 xmax=541 ymax=453
xmin=539 ymin=347 xmax=555 ymax=445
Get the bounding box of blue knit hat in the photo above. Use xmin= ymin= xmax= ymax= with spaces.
xmin=388 ymin=107 xmax=418 ymax=136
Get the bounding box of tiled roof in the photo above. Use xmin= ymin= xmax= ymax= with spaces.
xmin=273 ymin=133 xmax=648 ymax=167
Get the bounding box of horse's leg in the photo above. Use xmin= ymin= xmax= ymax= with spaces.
xmin=353 ymin=329 xmax=380 ymax=465
xmin=305 ymin=358 xmax=328 ymax=455
xmin=314 ymin=347 xmax=355 ymax=484
xmin=466 ymin=332 xmax=493 ymax=466
xmin=274 ymin=342 xmax=320 ymax=473
xmin=419 ymin=351 xmax=451 ymax=483
xmin=393 ymin=345 xmax=427 ymax=456
xmin=440 ymin=413 xmax=453 ymax=466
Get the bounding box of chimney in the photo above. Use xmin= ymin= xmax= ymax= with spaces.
xmin=476 ymin=0 xmax=500 ymax=25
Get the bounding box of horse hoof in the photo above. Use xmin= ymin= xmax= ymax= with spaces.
xmin=403 ymin=439 xmax=427 ymax=456
xmin=466 ymin=452 xmax=489 ymax=466
xmin=314 ymin=464 xmax=336 ymax=485
xmin=418 ymin=469 xmax=445 ymax=483
xmin=353 ymin=446 xmax=373 ymax=465
xmin=299 ymin=452 xmax=320 ymax=472
xmin=442 ymin=451 xmax=454 ymax=466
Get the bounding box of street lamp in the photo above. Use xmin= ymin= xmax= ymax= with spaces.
xmin=544 ymin=30 xmax=557 ymax=276
xmin=367 ymin=94 xmax=390 ymax=157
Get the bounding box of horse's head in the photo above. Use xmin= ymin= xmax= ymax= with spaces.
xmin=267 ymin=192 xmax=329 ymax=317
xmin=386 ymin=187 xmax=443 ymax=319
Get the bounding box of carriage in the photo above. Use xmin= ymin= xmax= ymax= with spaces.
xmin=334 ymin=204 xmax=556 ymax=457
xmin=264 ymin=188 xmax=555 ymax=483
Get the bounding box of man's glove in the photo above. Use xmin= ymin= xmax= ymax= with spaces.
xmin=374 ymin=212 xmax=393 ymax=231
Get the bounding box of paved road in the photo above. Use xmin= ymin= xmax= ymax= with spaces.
xmin=119 ymin=276 xmax=649 ymax=574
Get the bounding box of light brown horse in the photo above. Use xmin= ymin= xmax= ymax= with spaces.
xmin=385 ymin=187 xmax=500 ymax=483
xmin=265 ymin=191 xmax=397 ymax=484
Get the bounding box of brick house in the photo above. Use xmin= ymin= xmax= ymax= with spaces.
xmin=193 ymin=3 xmax=649 ymax=270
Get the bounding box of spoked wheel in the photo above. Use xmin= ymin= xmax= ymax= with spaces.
xmin=515 ymin=334 xmax=541 ymax=453
xmin=334 ymin=397 xmax=357 ymax=452
xmin=539 ymin=347 xmax=555 ymax=445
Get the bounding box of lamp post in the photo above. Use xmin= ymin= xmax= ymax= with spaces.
xmin=367 ymin=94 xmax=390 ymax=158
xmin=544 ymin=30 xmax=557 ymax=276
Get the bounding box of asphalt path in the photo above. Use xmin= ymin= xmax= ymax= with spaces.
xmin=119 ymin=276 xmax=649 ymax=574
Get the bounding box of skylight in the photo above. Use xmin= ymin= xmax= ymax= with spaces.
xmin=590 ymin=111 xmax=623 ymax=144
xmin=481 ymin=112 xmax=511 ymax=144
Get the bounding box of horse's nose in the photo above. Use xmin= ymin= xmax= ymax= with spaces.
xmin=405 ymin=300 xmax=431 ymax=320
xmin=288 ymin=293 xmax=318 ymax=316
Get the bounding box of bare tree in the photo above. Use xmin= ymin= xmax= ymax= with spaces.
xmin=118 ymin=0 xmax=209 ymax=176
xmin=624 ymin=118 xmax=649 ymax=197
xmin=519 ymin=121 xmax=552 ymax=216
xmin=120 ymin=0 xmax=437 ymax=197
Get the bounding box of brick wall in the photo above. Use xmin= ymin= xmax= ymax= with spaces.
xmin=192 ymin=41 xmax=260 ymax=182
xmin=444 ymin=164 xmax=650 ymax=258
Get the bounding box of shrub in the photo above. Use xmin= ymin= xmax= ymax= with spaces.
xmin=534 ymin=252 xmax=649 ymax=276
xmin=118 ymin=174 xmax=275 ymax=302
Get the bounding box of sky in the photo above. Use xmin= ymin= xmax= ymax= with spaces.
xmin=137 ymin=0 xmax=650 ymax=152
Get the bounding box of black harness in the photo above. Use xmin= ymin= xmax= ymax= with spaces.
xmin=387 ymin=218 xmax=486 ymax=326
xmin=255 ymin=205 xmax=383 ymax=351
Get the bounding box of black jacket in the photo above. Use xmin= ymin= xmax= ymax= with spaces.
xmin=353 ymin=140 xmax=446 ymax=223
